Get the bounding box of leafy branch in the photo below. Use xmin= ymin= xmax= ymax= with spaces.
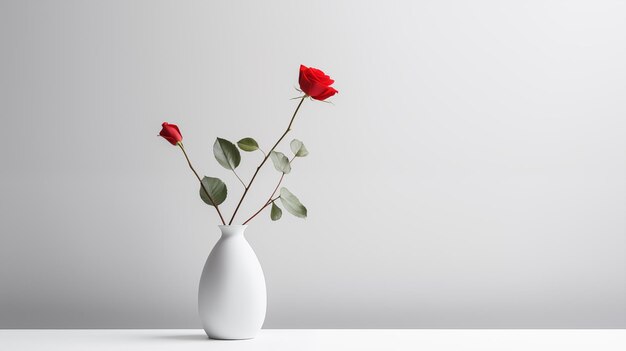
xmin=228 ymin=96 xmax=307 ymax=224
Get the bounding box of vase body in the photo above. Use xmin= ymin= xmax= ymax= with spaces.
xmin=198 ymin=225 xmax=266 ymax=340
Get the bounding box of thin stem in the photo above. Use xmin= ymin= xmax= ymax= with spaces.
xmin=178 ymin=143 xmax=226 ymax=225
xmin=243 ymin=173 xmax=282 ymax=224
xmin=270 ymin=173 xmax=286 ymax=200
xmin=243 ymin=193 xmax=282 ymax=225
xmin=229 ymin=96 xmax=307 ymax=224
xmin=232 ymin=169 xmax=247 ymax=188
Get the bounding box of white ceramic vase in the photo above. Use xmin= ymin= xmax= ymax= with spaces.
xmin=198 ymin=225 xmax=267 ymax=340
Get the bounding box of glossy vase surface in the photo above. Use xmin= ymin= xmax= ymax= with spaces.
xmin=198 ymin=225 xmax=266 ymax=339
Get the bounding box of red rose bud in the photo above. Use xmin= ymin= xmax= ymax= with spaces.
xmin=159 ymin=122 xmax=183 ymax=145
xmin=299 ymin=64 xmax=338 ymax=101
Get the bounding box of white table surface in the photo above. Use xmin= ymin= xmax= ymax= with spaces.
xmin=1 ymin=329 xmax=624 ymax=351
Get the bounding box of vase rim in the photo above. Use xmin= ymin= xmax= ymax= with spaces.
xmin=218 ymin=224 xmax=248 ymax=228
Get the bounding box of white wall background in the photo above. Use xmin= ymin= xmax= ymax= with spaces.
xmin=1 ymin=0 xmax=625 ymax=328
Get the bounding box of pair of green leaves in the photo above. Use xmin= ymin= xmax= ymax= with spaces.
xmin=200 ymin=136 xmax=261 ymax=205
xmin=271 ymin=187 xmax=307 ymax=221
xmin=268 ymin=139 xmax=309 ymax=174
xmin=199 ymin=137 xmax=241 ymax=207
xmin=201 ymin=137 xmax=259 ymax=207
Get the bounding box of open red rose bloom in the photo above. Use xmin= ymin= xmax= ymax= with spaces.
xmin=298 ymin=65 xmax=338 ymax=101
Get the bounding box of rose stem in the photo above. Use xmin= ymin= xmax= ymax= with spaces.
xmin=228 ymin=95 xmax=307 ymax=224
xmin=178 ymin=142 xmax=226 ymax=225
xmin=242 ymin=196 xmax=280 ymax=225
xmin=231 ymin=169 xmax=247 ymax=188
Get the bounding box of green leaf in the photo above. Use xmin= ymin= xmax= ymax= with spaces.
xmin=213 ymin=138 xmax=241 ymax=170
xmin=269 ymin=151 xmax=291 ymax=174
xmin=290 ymin=139 xmax=309 ymax=157
xmin=237 ymin=137 xmax=259 ymax=152
xmin=199 ymin=176 xmax=227 ymax=206
xmin=280 ymin=187 xmax=307 ymax=218
xmin=270 ymin=202 xmax=282 ymax=221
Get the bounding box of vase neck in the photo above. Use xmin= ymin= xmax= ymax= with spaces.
xmin=218 ymin=225 xmax=248 ymax=238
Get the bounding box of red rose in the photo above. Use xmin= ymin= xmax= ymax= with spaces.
xmin=299 ymin=65 xmax=338 ymax=101
xmin=159 ymin=122 xmax=183 ymax=145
